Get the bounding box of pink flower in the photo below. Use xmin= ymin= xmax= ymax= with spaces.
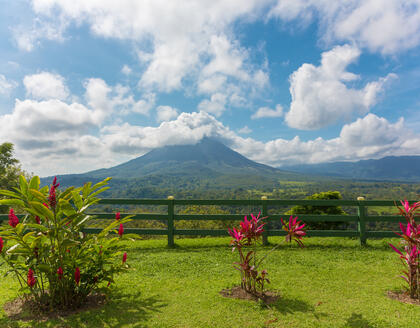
xmin=8 ymin=208 xmax=19 ymax=228
xmin=57 ymin=267 xmax=63 ymax=280
xmin=27 ymin=269 xmax=36 ymax=288
xmin=43 ymin=202 xmax=49 ymax=208
xmin=281 ymin=215 xmax=306 ymax=247
xmin=115 ymin=212 xmax=121 ymax=220
xmin=0 ymin=237 xmax=3 ymax=253
xmin=118 ymin=224 xmax=124 ymax=237
xmin=122 ymin=252 xmax=127 ymax=263
xmin=74 ymin=267 xmax=80 ymax=285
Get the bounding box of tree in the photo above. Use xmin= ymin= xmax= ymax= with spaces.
xmin=0 ymin=142 xmax=26 ymax=212
xmin=287 ymin=191 xmax=347 ymax=230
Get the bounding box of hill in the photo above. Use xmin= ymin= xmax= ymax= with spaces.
xmin=282 ymin=156 xmax=420 ymax=182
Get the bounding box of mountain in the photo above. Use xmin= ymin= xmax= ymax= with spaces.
xmin=43 ymin=138 xmax=306 ymax=194
xmin=85 ymin=137 xmax=283 ymax=178
xmin=282 ymin=156 xmax=420 ymax=182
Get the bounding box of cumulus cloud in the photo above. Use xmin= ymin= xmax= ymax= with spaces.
xmin=285 ymin=45 xmax=396 ymax=130
xmin=252 ymin=104 xmax=283 ymax=119
xmin=24 ymin=0 xmax=268 ymax=107
xmin=0 ymin=75 xmax=17 ymax=96
xmin=269 ymin=0 xmax=420 ymax=55
xmin=156 ymin=105 xmax=178 ymax=122
xmin=197 ymin=93 xmax=227 ymax=117
xmin=238 ymin=126 xmax=252 ymax=134
xmin=24 ymin=72 xmax=69 ymax=101
xmin=121 ymin=65 xmax=132 ymax=75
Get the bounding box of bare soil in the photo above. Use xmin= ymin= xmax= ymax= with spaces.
xmin=3 ymin=293 xmax=107 ymax=322
xmin=220 ymin=286 xmax=280 ymax=305
xmin=387 ymin=290 xmax=420 ymax=306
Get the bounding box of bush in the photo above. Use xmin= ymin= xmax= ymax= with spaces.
xmin=287 ymin=191 xmax=346 ymax=230
xmin=0 ymin=175 xmax=132 ymax=310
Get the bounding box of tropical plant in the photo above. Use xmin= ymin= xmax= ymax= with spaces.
xmin=389 ymin=200 xmax=420 ymax=299
xmin=228 ymin=213 xmax=306 ymax=294
xmin=0 ymin=175 xmax=133 ymax=310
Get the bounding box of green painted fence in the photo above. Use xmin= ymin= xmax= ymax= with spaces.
xmin=0 ymin=197 xmax=409 ymax=246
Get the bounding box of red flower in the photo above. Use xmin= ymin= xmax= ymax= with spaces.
xmin=118 ymin=224 xmax=124 ymax=237
xmin=35 ymin=216 xmax=41 ymax=224
xmin=74 ymin=267 xmax=80 ymax=285
xmin=0 ymin=237 xmax=3 ymax=253
xmin=48 ymin=186 xmax=57 ymax=209
xmin=57 ymin=267 xmax=63 ymax=280
xmin=8 ymin=208 xmax=19 ymax=228
xmin=43 ymin=202 xmax=49 ymax=208
xmin=27 ymin=269 xmax=36 ymax=288
xmin=122 ymin=252 xmax=127 ymax=263
xmin=115 ymin=212 xmax=121 ymax=220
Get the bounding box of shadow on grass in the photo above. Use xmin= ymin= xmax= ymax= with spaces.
xmin=343 ymin=313 xmax=374 ymax=328
xmin=0 ymin=291 xmax=166 ymax=328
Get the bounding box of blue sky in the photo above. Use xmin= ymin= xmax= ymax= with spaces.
xmin=1 ymin=0 xmax=420 ymax=176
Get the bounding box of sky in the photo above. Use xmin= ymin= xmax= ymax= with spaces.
xmin=1 ymin=0 xmax=420 ymax=177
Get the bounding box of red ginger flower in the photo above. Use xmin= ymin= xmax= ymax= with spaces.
xmin=57 ymin=267 xmax=63 ymax=280
xmin=8 ymin=208 xmax=19 ymax=228
xmin=43 ymin=202 xmax=49 ymax=208
xmin=35 ymin=216 xmax=41 ymax=224
xmin=123 ymin=252 xmax=127 ymax=263
xmin=48 ymin=176 xmax=60 ymax=209
xmin=115 ymin=212 xmax=121 ymax=220
xmin=27 ymin=269 xmax=36 ymax=288
xmin=0 ymin=237 xmax=3 ymax=253
xmin=74 ymin=267 xmax=80 ymax=285
xmin=118 ymin=224 xmax=124 ymax=237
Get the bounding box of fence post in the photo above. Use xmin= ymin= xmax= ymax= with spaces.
xmin=357 ymin=196 xmax=367 ymax=246
xmin=167 ymin=196 xmax=175 ymax=247
xmin=261 ymin=196 xmax=269 ymax=245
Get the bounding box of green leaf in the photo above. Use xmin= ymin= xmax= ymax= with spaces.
xmin=0 ymin=199 xmax=25 ymax=207
xmin=28 ymin=201 xmax=54 ymax=222
xmin=37 ymin=264 xmax=51 ymax=273
xmin=25 ymin=223 xmax=49 ymax=233
xmin=91 ymin=178 xmax=111 ymax=193
xmin=29 ymin=176 xmax=40 ymax=190
xmin=0 ymin=190 xmax=21 ymax=198
xmin=88 ymin=187 xmax=110 ymax=200
xmin=19 ymin=175 xmax=28 ymax=195
xmin=23 ymin=231 xmax=36 ymax=243
xmin=39 ymin=186 xmax=49 ymax=193
xmin=29 ymin=189 xmax=46 ymax=202
xmin=72 ymin=190 xmax=83 ymax=209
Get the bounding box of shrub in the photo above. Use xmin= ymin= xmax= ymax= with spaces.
xmin=389 ymin=200 xmax=420 ymax=299
xmin=0 ymin=175 xmax=133 ymax=310
xmin=228 ymin=213 xmax=306 ymax=294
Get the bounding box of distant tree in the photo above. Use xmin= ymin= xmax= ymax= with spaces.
xmin=0 ymin=142 xmax=28 ymax=213
xmin=287 ymin=191 xmax=347 ymax=230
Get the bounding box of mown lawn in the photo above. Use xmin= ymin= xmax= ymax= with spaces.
xmin=0 ymin=237 xmax=419 ymax=327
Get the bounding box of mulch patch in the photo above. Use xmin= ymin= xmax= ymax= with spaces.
xmin=3 ymin=293 xmax=108 ymax=322
xmin=220 ymin=286 xmax=280 ymax=305
xmin=387 ymin=291 xmax=420 ymax=306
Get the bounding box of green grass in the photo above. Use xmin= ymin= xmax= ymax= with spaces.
xmin=0 ymin=237 xmax=419 ymax=327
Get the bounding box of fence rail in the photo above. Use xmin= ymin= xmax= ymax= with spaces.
xmin=0 ymin=198 xmax=410 ymax=246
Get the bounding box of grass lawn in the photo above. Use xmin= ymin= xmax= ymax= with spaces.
xmin=0 ymin=237 xmax=419 ymax=327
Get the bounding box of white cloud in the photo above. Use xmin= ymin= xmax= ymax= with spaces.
xmin=0 ymin=75 xmax=17 ymax=96
xmin=238 ymin=126 xmax=252 ymax=134
xmin=156 ymin=105 xmax=178 ymax=122
xmin=285 ymin=45 xmax=397 ymax=130
xmin=131 ymin=93 xmax=156 ymax=116
xmin=197 ymin=93 xmax=227 ymax=117
xmin=24 ymin=72 xmax=69 ymax=101
xmin=121 ymin=65 xmax=132 ymax=75
xmin=269 ymin=0 xmax=420 ymax=55
xmin=252 ymin=104 xmax=283 ymax=119
xmin=26 ymin=0 xmax=268 ymax=99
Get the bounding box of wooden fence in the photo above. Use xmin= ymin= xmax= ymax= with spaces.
xmin=1 ymin=198 xmax=407 ymax=246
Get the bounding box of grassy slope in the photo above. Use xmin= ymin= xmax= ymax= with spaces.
xmin=0 ymin=237 xmax=419 ymax=328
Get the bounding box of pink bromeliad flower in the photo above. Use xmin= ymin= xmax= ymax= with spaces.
xmin=281 ymin=215 xmax=306 ymax=247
